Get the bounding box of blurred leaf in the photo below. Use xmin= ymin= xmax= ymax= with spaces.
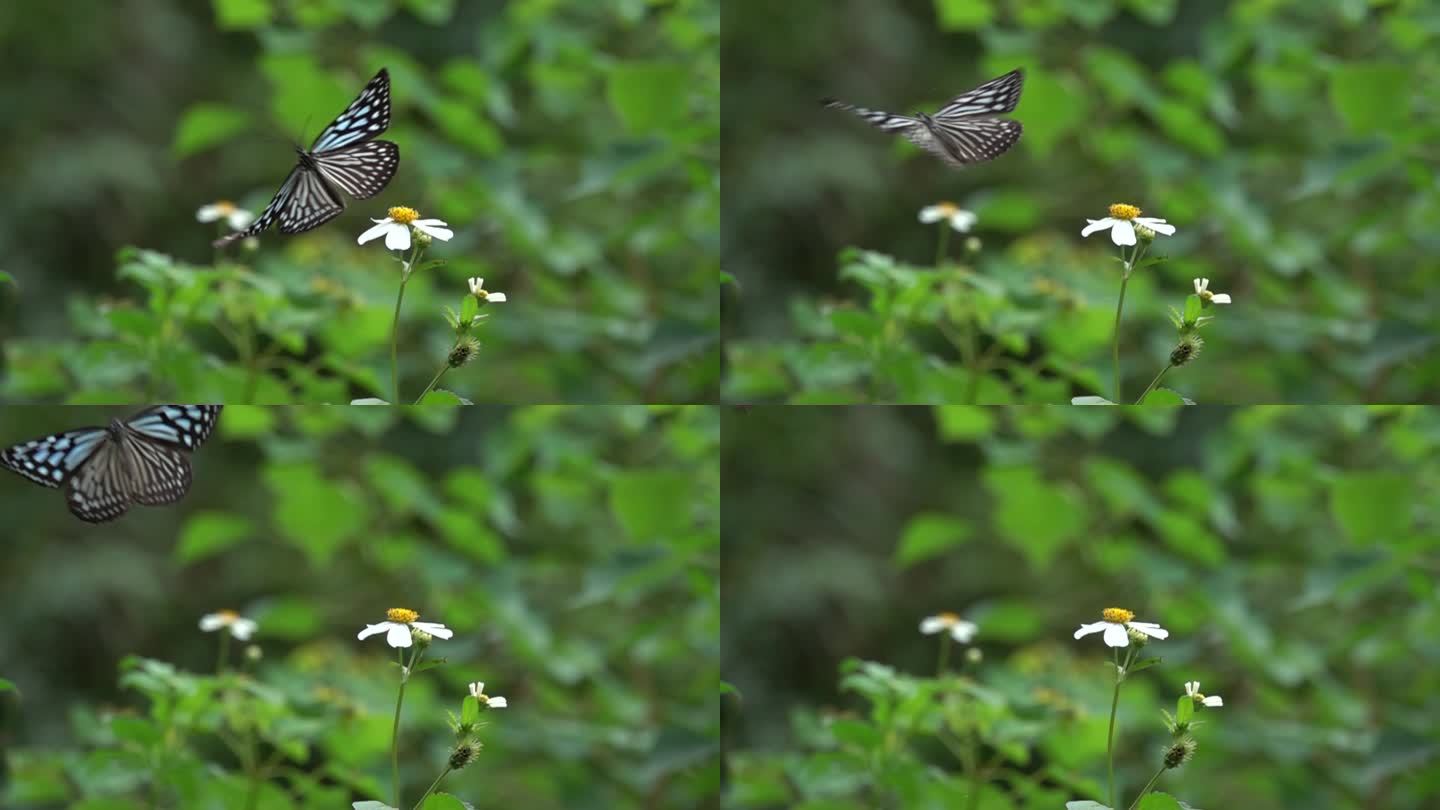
xmin=894 ymin=513 xmax=972 ymax=568
xmin=1136 ymin=794 xmax=1184 ymax=810
xmin=265 ymin=464 xmax=370 ymax=565
xmin=1329 ymin=62 xmax=1408 ymax=134
xmin=610 ymin=470 xmax=692 ymax=539
xmin=173 ymin=103 xmax=251 ymax=158
xmin=984 ymin=467 xmax=1089 ymax=566
xmin=212 ymin=0 xmax=272 ymax=30
xmin=175 ymin=512 xmax=254 ymax=563
xmin=933 ymin=0 xmax=995 ymax=29
xmin=934 ymin=406 xmax=996 ymax=440
xmin=402 ymin=0 xmax=455 ymax=25
xmin=419 ymin=795 xmax=467 ymax=810
xmin=1330 ymin=471 xmax=1413 ymax=542
xmin=607 ymin=62 xmax=689 ymax=132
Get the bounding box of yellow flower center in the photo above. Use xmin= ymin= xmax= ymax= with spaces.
xmin=1108 ymin=203 xmax=1141 ymax=220
xmin=216 ymin=609 xmax=239 ymax=622
xmin=214 ymin=200 xmax=236 ymax=214
xmin=934 ymin=202 xmax=959 ymax=216
xmin=386 ymin=607 xmax=420 ymax=623
xmin=388 ymin=206 xmax=420 ymax=224
xmin=936 ymin=611 xmax=960 ymax=624
xmin=1102 ymin=607 xmax=1135 ymax=624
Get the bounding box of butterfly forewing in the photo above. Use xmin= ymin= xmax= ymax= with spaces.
xmin=124 ymin=405 xmax=224 ymax=450
xmin=0 ymin=428 xmax=109 ymax=488
xmin=823 ymin=68 xmax=1025 ymax=169
xmin=314 ymin=141 xmax=400 ymax=199
xmin=277 ymin=169 xmax=346 ymax=234
xmin=310 ymin=69 xmax=392 ymax=153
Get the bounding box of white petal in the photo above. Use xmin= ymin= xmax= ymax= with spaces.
xmin=384 ymin=224 xmax=412 ymax=251
xmin=1193 ymin=278 xmax=1206 ymax=294
xmin=412 ymin=221 xmax=454 ymax=241
xmin=196 ymin=205 xmax=221 ymax=222
xmin=228 ymin=211 xmax=255 ymax=230
xmin=230 ymin=619 xmax=257 ymax=640
xmin=1102 ymin=623 xmax=1130 ymax=647
xmin=469 ymin=681 xmax=484 ymax=697
xmin=1211 ymin=293 xmax=1232 ymax=304
xmin=1185 ymin=681 xmax=1200 ymax=695
xmin=358 ymin=222 xmax=392 ymax=245
xmin=1073 ymin=621 xmax=1107 ymax=639
xmin=921 ymin=616 xmax=948 ymax=634
xmin=1127 ymin=621 xmax=1168 ymax=639
xmin=1081 ymin=218 xmax=1116 ymax=237
xmin=468 ymin=277 xmax=483 ymax=294
xmin=486 ymin=292 xmax=507 ymax=302
xmin=1203 ymin=696 xmax=1223 ymax=707
xmin=919 ymin=207 xmax=944 ymax=223
xmin=1110 ymin=220 xmax=1136 ymax=246
xmin=487 ymin=696 xmax=507 ymax=708
xmin=199 ymin=614 xmax=226 ymax=631
xmin=949 ymin=211 xmax=977 ymax=232
xmin=950 ymin=622 xmax=977 ymax=643
xmin=1136 ymin=217 xmax=1176 ymax=235
xmin=386 ymin=623 xmax=414 ymax=648
xmin=357 ymin=622 xmax=393 ymax=641
xmin=411 ymin=621 xmax=453 ymax=639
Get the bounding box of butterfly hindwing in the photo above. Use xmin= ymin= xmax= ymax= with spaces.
xmin=277 ymin=168 xmax=346 ymax=234
xmin=314 ymin=140 xmax=400 ymax=200
xmin=907 ymin=118 xmax=1023 ymax=167
xmin=66 ymin=442 xmax=135 ymax=523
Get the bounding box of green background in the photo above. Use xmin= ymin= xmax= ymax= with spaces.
xmin=0 ymin=405 xmax=719 ymax=809
xmin=722 ymin=0 xmax=1440 ymax=403
xmin=0 ymin=0 xmax=719 ymax=404
xmin=722 ymin=405 xmax=1440 ymax=809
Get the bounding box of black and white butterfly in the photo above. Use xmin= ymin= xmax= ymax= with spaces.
xmin=822 ymin=68 xmax=1024 ymax=168
xmin=215 ymin=68 xmax=399 ymax=247
xmin=0 ymin=405 xmax=222 ymax=523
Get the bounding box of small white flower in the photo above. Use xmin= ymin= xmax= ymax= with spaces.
xmin=357 ymin=607 xmax=454 ymax=648
xmin=468 ymin=681 xmax=508 ymax=709
xmin=199 ymin=610 xmax=257 ymax=641
xmin=1184 ymin=680 xmax=1223 ymax=707
xmin=1193 ymin=278 xmax=1232 ymax=305
xmin=1082 ymin=203 xmax=1176 ymax=247
xmin=358 ymin=206 xmax=454 ymax=252
xmin=467 ymin=277 xmax=507 ymax=303
xmin=918 ymin=202 xmax=977 ymax=233
xmin=919 ymin=612 xmax=977 ymax=643
xmin=196 ymin=201 xmax=256 ymax=231
xmin=1073 ymin=607 xmax=1168 ymax=648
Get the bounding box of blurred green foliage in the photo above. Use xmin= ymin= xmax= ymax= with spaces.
xmin=722 ymin=405 xmax=1440 ymax=809
xmin=0 ymin=405 xmax=719 ymax=808
xmin=722 ymin=0 xmax=1440 ymax=403
xmin=0 ymin=0 xmax=719 ymax=403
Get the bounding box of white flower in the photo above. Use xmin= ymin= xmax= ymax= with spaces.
xmin=919 ymin=202 xmax=977 ymax=233
xmin=357 ymin=607 xmax=454 ymax=648
xmin=196 ymin=201 xmax=256 ymax=231
xmin=1185 ymin=680 xmax=1223 ymax=707
xmin=919 ymin=612 xmax=977 ymax=643
xmin=1082 ymin=202 xmax=1176 ymax=246
xmin=1193 ymin=278 xmax=1232 ymax=305
xmin=467 ymin=277 xmax=507 ymax=303
xmin=1073 ymin=607 xmax=1168 ymax=648
xmin=468 ymin=681 xmax=508 ymax=708
xmin=199 ymin=610 xmax=257 ymax=641
xmin=358 ymin=206 xmax=454 ymax=252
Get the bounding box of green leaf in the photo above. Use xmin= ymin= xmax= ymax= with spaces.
xmin=1137 ymin=793 xmax=1185 ymax=810
xmin=419 ymin=389 xmax=466 ymax=405
xmin=172 ymin=103 xmax=251 ymax=158
xmin=607 ymin=62 xmax=689 ymax=132
xmin=610 ymin=470 xmax=692 ymax=539
xmin=265 ymin=464 xmax=370 ymax=565
xmin=212 ymin=0 xmax=273 ymax=29
xmin=829 ymin=718 xmax=882 ymax=749
xmin=0 ymin=270 xmax=14 ymax=286
xmin=419 ymin=794 xmax=468 ymax=810
xmin=933 ymin=0 xmax=994 ymax=29
xmin=1176 ymin=695 xmax=1193 ymax=726
xmin=1127 ymin=656 xmax=1162 ymax=674
xmin=894 ymin=513 xmax=972 ymax=568
xmin=175 ymin=512 xmax=253 ymax=563
xmin=1183 ymin=294 xmax=1203 ymax=324
xmin=1330 ymin=471 xmax=1413 ymax=542
xmin=460 ymin=294 xmax=479 ymax=327
xmin=984 ymin=467 xmax=1089 ymax=566
xmin=1329 ymin=62 xmax=1408 ymax=134
xmin=1015 ymin=69 xmax=1088 ymax=156
xmin=934 ymin=406 xmax=996 ymax=440
xmin=0 ymin=678 xmax=17 ymax=695
xmin=461 ymin=695 xmax=480 ymax=725
xmin=1141 ymin=389 xmax=1188 ymax=406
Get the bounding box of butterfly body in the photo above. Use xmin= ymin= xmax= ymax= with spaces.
xmin=1 ymin=405 xmax=222 ymax=523
xmin=216 ymin=68 xmax=398 ymax=247
xmin=824 ymin=69 xmax=1025 ymax=168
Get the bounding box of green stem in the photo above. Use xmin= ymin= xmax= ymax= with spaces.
xmin=411 ymin=765 xmax=453 ymax=809
xmin=414 ymin=362 xmax=450 ymax=403
xmin=936 ymin=634 xmax=953 ymax=676
xmin=1111 ymin=258 xmax=1132 ymax=403
xmin=1125 ymin=765 xmax=1168 ymax=810
xmin=391 ymin=647 xmax=412 ymax=809
xmin=1135 ymin=365 xmax=1172 ymax=404
xmin=390 ymin=272 xmax=411 ymax=404
xmin=216 ymin=632 xmax=230 ymax=674
xmin=935 ymin=224 xmax=951 ymax=267
xmin=1106 ymin=646 xmax=1128 ymax=810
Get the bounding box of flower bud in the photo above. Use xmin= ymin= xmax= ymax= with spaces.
xmin=1170 ymin=335 xmax=1204 ymax=368
xmin=1136 ymin=225 xmax=1156 ymax=242
xmin=448 ymin=338 xmax=481 ymax=368
xmin=1163 ymin=737 xmax=1197 ymax=769
xmin=448 ymin=741 xmax=480 ymax=770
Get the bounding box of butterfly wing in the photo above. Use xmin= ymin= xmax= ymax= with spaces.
xmin=313 ymin=140 xmax=400 ymax=200
xmin=121 ymin=404 xmax=218 ymax=507
xmin=311 ymin=68 xmax=392 ymax=154
xmin=124 ymin=405 xmax=223 ymax=451
xmin=0 ymin=427 xmax=109 ymax=489
xmin=907 ymin=118 xmax=1023 ymax=167
xmin=276 ymin=167 xmax=346 ymax=234
xmin=933 ymin=69 xmax=1024 ymax=119
xmin=214 ymin=166 xmax=302 ymax=247
xmin=65 ymin=441 xmax=134 ymax=523
xmin=821 ymin=97 xmax=920 ymax=133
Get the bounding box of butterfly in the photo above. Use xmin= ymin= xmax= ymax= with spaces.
xmin=0 ymin=405 xmax=223 ymax=523
xmin=215 ymin=68 xmax=399 ymax=247
xmin=822 ymin=68 xmax=1024 ymax=168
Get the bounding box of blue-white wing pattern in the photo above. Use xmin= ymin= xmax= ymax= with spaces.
xmin=310 ymin=68 xmax=392 ymax=153
xmin=0 ymin=427 xmax=109 ymax=488
xmin=278 ymin=169 xmax=346 ymax=234
xmin=123 ymin=405 xmax=223 ymax=450
xmin=314 ymin=141 xmax=400 ymax=199
xmin=823 ymin=68 xmax=1024 ymax=169
xmin=935 ymin=69 xmax=1024 ymax=119
xmin=215 ymin=167 xmax=302 ymax=245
